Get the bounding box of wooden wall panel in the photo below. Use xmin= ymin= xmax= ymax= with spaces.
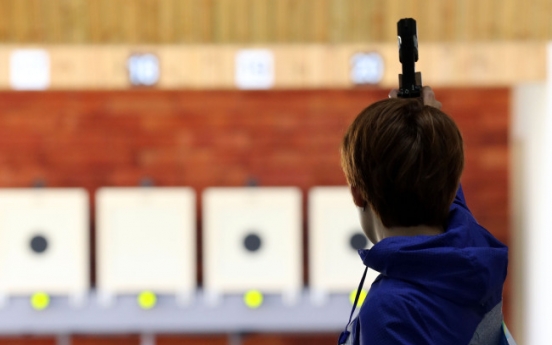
xmin=0 ymin=43 xmax=545 ymax=90
xmin=0 ymin=88 xmax=511 ymax=343
xmin=0 ymin=0 xmax=550 ymax=44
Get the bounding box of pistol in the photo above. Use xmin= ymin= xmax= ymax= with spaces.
xmin=397 ymin=18 xmax=422 ymax=98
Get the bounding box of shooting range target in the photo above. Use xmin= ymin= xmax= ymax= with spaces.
xmin=96 ymin=187 xmax=196 ymax=295
xmin=0 ymin=189 xmax=89 ymax=295
xmin=308 ymin=187 xmax=379 ymax=293
xmin=203 ymin=187 xmax=302 ymax=294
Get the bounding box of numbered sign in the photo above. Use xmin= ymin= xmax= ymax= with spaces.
xmin=203 ymin=187 xmax=302 ymax=294
xmin=235 ymin=49 xmax=274 ymax=89
xmin=96 ymin=188 xmax=196 ymax=295
xmin=350 ymin=52 xmax=385 ymax=85
xmin=309 ymin=187 xmax=379 ymax=294
xmin=0 ymin=189 xmax=88 ymax=295
xmin=10 ymin=49 xmax=50 ymax=90
xmin=127 ymin=53 xmax=160 ymax=86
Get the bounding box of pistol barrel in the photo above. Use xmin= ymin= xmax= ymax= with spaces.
xmin=397 ymin=18 xmax=422 ymax=98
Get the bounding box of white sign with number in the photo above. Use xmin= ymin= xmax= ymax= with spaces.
xmin=350 ymin=52 xmax=385 ymax=85
xmin=127 ymin=53 xmax=160 ymax=86
xmin=235 ymin=49 xmax=274 ymax=90
xmin=10 ymin=49 xmax=50 ymax=90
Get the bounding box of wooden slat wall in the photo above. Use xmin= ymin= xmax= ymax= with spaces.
xmin=0 ymin=0 xmax=550 ymax=44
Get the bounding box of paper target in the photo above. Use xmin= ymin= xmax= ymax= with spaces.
xmin=308 ymin=186 xmax=379 ymax=293
xmin=96 ymin=188 xmax=196 ymax=295
xmin=203 ymin=187 xmax=302 ymax=294
xmin=0 ymin=189 xmax=89 ymax=295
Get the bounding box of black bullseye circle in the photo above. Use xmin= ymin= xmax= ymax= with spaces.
xmin=30 ymin=235 xmax=48 ymax=254
xmin=243 ymin=233 xmax=262 ymax=252
xmin=350 ymin=232 xmax=368 ymax=250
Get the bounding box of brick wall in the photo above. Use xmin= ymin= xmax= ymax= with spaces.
xmin=0 ymin=88 xmax=510 ymax=344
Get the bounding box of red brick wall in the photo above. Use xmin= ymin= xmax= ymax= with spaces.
xmin=0 ymin=88 xmax=510 ymax=344
xmin=0 ymin=337 xmax=55 ymax=345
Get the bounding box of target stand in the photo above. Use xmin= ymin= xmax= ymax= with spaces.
xmin=96 ymin=187 xmax=196 ymax=308
xmin=203 ymin=187 xmax=302 ymax=307
xmin=308 ymin=186 xmax=379 ymax=305
xmin=0 ymin=188 xmax=89 ymax=308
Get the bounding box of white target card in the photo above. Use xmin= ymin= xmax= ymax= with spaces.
xmin=96 ymin=187 xmax=196 ymax=295
xmin=203 ymin=187 xmax=302 ymax=294
xmin=0 ymin=188 xmax=89 ymax=295
xmin=309 ymin=186 xmax=379 ymax=293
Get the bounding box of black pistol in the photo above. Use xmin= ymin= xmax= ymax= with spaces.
xmin=397 ymin=18 xmax=422 ymax=98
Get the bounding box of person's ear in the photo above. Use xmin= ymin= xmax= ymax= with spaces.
xmin=350 ymin=186 xmax=367 ymax=209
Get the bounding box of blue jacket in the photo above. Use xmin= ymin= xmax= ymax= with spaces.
xmin=343 ymin=186 xmax=510 ymax=344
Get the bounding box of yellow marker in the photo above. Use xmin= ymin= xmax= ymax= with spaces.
xmin=137 ymin=291 xmax=157 ymax=310
xmin=31 ymin=292 xmax=50 ymax=311
xmin=349 ymin=289 xmax=368 ymax=306
xmin=244 ymin=290 xmax=263 ymax=309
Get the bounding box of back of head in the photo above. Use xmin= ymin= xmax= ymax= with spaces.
xmin=341 ymin=98 xmax=464 ymax=228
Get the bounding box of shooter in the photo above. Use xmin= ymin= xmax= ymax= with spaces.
xmin=337 ymin=19 xmax=514 ymax=345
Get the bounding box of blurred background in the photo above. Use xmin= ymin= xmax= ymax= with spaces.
xmin=0 ymin=0 xmax=549 ymax=344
